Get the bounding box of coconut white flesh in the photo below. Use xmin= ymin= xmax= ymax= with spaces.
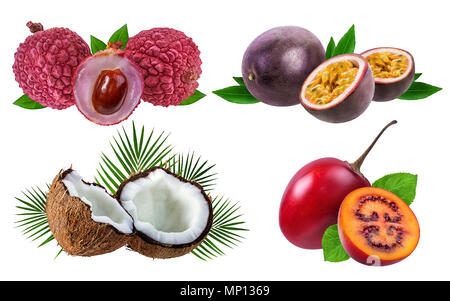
xmin=62 ymin=171 xmax=133 ymax=234
xmin=119 ymin=169 xmax=210 ymax=245
xmin=301 ymin=55 xmax=367 ymax=110
xmin=73 ymin=53 xmax=143 ymax=124
xmin=361 ymin=48 xmax=413 ymax=83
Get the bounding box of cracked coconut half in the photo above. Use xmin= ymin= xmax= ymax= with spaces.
xmin=46 ymin=169 xmax=134 ymax=256
xmin=116 ymin=167 xmax=213 ymax=259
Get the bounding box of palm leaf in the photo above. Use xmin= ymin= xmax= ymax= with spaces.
xmin=192 ymin=195 xmax=248 ymax=260
xmin=165 ymin=152 xmax=218 ymax=192
xmin=15 ymin=185 xmax=54 ymax=248
xmin=96 ymin=122 xmax=174 ymax=194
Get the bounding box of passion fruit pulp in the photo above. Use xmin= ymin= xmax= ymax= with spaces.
xmin=300 ymin=53 xmax=374 ymax=123
xmin=361 ymin=47 xmax=415 ymax=102
xmin=338 ymin=187 xmax=420 ymax=266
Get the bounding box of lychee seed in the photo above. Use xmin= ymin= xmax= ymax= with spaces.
xmin=92 ymin=69 xmax=128 ymax=115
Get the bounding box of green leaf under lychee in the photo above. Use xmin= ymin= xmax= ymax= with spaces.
xmin=109 ymin=24 xmax=129 ymax=49
xmin=13 ymin=95 xmax=46 ymax=110
xmin=179 ymin=90 xmax=207 ymax=106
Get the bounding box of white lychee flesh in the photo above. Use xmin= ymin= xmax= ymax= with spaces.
xmin=62 ymin=171 xmax=133 ymax=234
xmin=119 ymin=168 xmax=211 ymax=245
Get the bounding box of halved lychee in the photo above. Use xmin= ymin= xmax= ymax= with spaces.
xmin=116 ymin=167 xmax=213 ymax=259
xmin=300 ymin=54 xmax=374 ymax=123
xmin=46 ymin=169 xmax=134 ymax=256
xmin=73 ymin=43 xmax=144 ymax=125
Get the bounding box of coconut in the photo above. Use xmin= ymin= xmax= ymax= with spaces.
xmin=116 ymin=167 xmax=213 ymax=259
xmin=46 ymin=169 xmax=134 ymax=256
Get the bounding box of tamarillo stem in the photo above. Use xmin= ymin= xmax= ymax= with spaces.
xmin=350 ymin=120 xmax=398 ymax=174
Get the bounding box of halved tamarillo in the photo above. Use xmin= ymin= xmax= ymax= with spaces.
xmin=338 ymin=187 xmax=420 ymax=266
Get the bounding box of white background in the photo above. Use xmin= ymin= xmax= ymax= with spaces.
xmin=0 ymin=0 xmax=448 ymax=281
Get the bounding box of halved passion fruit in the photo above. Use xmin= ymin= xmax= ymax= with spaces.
xmin=73 ymin=43 xmax=144 ymax=125
xmin=338 ymin=187 xmax=420 ymax=266
xmin=361 ymin=47 xmax=415 ymax=102
xmin=300 ymin=54 xmax=374 ymax=123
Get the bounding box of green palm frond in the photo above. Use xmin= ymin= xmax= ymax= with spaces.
xmin=96 ymin=122 xmax=174 ymax=194
xmin=15 ymin=185 xmax=54 ymax=248
xmin=192 ymin=195 xmax=248 ymax=261
xmin=166 ymin=152 xmax=218 ymax=192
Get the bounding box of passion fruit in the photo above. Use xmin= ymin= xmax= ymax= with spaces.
xmin=73 ymin=43 xmax=144 ymax=126
xmin=300 ymin=54 xmax=374 ymax=123
xmin=338 ymin=187 xmax=420 ymax=266
xmin=242 ymin=26 xmax=325 ymax=106
xmin=361 ymin=47 xmax=415 ymax=102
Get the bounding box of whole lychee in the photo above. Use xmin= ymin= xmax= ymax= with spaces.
xmin=124 ymin=28 xmax=202 ymax=106
xmin=13 ymin=22 xmax=91 ymax=109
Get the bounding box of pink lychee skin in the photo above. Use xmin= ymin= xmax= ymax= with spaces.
xmin=13 ymin=27 xmax=91 ymax=109
xmin=124 ymin=28 xmax=202 ymax=107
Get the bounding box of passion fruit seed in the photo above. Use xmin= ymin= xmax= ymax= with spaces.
xmin=92 ymin=69 xmax=128 ymax=115
xmin=365 ymin=52 xmax=409 ymax=78
xmin=355 ymin=195 xmax=404 ymax=250
xmin=305 ymin=60 xmax=358 ymax=105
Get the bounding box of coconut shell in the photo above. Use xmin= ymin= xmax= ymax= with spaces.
xmin=116 ymin=167 xmax=213 ymax=259
xmin=46 ymin=169 xmax=131 ymax=256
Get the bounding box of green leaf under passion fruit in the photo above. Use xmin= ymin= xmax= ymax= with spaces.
xmin=325 ymin=37 xmax=336 ymax=59
xmin=329 ymin=25 xmax=356 ymax=57
xmin=213 ymin=84 xmax=260 ymax=104
xmin=398 ymin=82 xmax=442 ymax=100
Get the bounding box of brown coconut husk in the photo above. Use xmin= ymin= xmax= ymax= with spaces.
xmin=46 ymin=169 xmax=132 ymax=256
xmin=116 ymin=167 xmax=213 ymax=259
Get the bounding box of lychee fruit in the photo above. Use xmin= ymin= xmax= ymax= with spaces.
xmin=13 ymin=22 xmax=91 ymax=109
xmin=72 ymin=42 xmax=144 ymax=126
xmin=124 ymin=28 xmax=202 ymax=106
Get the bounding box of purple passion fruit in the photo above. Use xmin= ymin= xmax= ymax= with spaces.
xmin=361 ymin=47 xmax=415 ymax=102
xmin=242 ymin=26 xmax=325 ymax=106
xmin=300 ymin=54 xmax=374 ymax=123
